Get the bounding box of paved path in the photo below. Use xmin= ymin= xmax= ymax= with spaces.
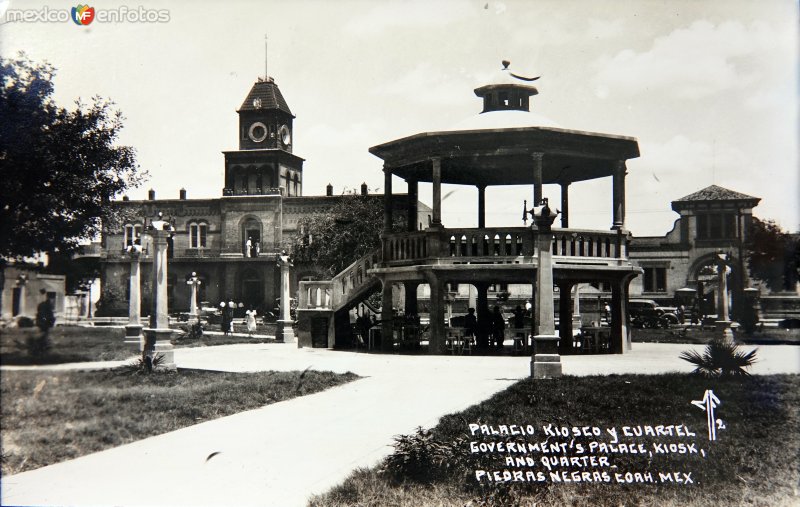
xmin=2 ymin=343 xmax=798 ymax=507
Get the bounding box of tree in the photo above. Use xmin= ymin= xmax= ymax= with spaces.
xmin=291 ymin=190 xmax=406 ymax=276
xmin=745 ymin=217 xmax=799 ymax=292
xmin=0 ymin=53 xmax=146 ymax=261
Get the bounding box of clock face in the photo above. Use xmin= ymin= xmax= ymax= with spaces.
xmin=248 ymin=122 xmax=268 ymax=143
xmin=252 ymin=97 xmax=262 ymax=109
xmin=279 ymin=124 xmax=291 ymax=146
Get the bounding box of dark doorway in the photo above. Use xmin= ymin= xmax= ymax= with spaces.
xmin=12 ymin=287 xmax=21 ymax=316
xmin=241 ymin=269 xmax=263 ymax=310
xmin=311 ymin=317 xmax=329 ymax=348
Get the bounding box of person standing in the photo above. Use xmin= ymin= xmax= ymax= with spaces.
xmin=227 ymin=301 xmax=236 ymax=334
xmin=220 ymin=301 xmax=230 ymax=336
xmin=491 ymin=306 xmax=505 ymax=351
xmin=33 ymin=289 xmax=55 ymax=359
xmin=246 ymin=307 xmax=257 ymax=335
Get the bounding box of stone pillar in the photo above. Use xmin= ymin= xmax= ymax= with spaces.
xmin=557 ymin=281 xmax=573 ymax=355
xmin=477 ymin=184 xmax=486 ymax=229
xmin=532 ymin=152 xmax=544 ymax=206
xmin=610 ymin=277 xmax=633 ymax=353
xmin=426 ymin=274 xmax=446 ymax=354
xmin=276 ymin=252 xmax=295 ymax=343
xmin=560 ymin=182 xmax=570 ymax=228
xmin=407 ymin=180 xmax=418 ymax=232
xmin=715 ymin=253 xmax=734 ymax=342
xmin=431 ymin=157 xmax=442 ymax=226
xmin=383 ymin=166 xmax=393 ymax=234
xmin=531 ymin=200 xmax=561 ymax=378
xmin=404 ymin=282 xmax=419 ymax=316
xmin=381 ymin=282 xmax=394 ymax=351
xmin=124 ymin=247 xmax=144 ymax=351
xmin=15 ymin=275 xmax=28 ymax=317
xmin=143 ymin=226 xmax=176 ymax=369
xmin=612 ymin=160 xmax=627 ymax=230
xmin=187 ymin=272 xmax=201 ymax=324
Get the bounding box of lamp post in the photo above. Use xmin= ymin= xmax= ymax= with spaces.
xmin=715 ymin=251 xmax=734 ymax=342
xmin=142 ymin=212 xmax=177 ymax=369
xmin=530 ymin=198 xmax=562 ymax=378
xmin=276 ymin=251 xmax=295 ymax=343
xmin=124 ymin=242 xmax=144 ymax=351
xmin=187 ymin=272 xmax=201 ymax=324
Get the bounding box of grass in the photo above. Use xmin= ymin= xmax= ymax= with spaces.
xmin=0 ymin=367 xmax=359 ymax=476
xmin=0 ymin=324 xmax=278 ymax=365
xmin=631 ymin=326 xmax=800 ymax=345
xmin=310 ymin=374 xmax=800 ymax=507
xmin=0 ymin=326 xmax=132 ymax=365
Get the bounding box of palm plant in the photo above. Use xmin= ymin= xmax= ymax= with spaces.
xmin=680 ymin=340 xmax=758 ymax=377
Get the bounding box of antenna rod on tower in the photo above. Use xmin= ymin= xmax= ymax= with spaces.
xmin=264 ymin=34 xmax=268 ymax=79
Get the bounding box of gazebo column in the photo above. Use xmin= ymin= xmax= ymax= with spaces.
xmin=407 ymin=179 xmax=418 ymax=232
xmin=425 ymin=273 xmax=446 ymax=354
xmin=532 ymin=152 xmax=544 ymax=205
xmin=560 ymin=182 xmax=570 ymax=228
xmin=404 ymin=281 xmax=419 ymax=316
xmin=610 ymin=276 xmax=633 ymax=353
xmin=431 ymin=157 xmax=442 ymax=226
xmin=612 ymin=160 xmax=627 ymax=230
xmin=557 ymin=280 xmax=574 ymax=354
xmin=381 ymin=281 xmax=394 ymax=351
xmin=383 ymin=165 xmax=393 ymax=233
xmin=477 ymin=184 xmax=486 ymax=228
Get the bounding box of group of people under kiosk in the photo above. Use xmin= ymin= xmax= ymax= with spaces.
xmin=219 ymin=300 xmax=259 ymax=335
xmin=463 ymin=305 xmax=528 ymax=352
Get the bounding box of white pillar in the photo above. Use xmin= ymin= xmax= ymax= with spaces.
xmin=143 ymin=225 xmax=176 ymax=369
xmin=124 ymin=248 xmax=144 ymax=351
xmin=277 ymin=252 xmax=295 ymax=343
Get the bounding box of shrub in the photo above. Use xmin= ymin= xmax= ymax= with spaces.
xmin=679 ymin=339 xmax=758 ymax=377
xmin=380 ymin=427 xmax=467 ymax=484
xmin=119 ymin=353 xmax=168 ymax=375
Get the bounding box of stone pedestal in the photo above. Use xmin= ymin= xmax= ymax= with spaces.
xmin=125 ymin=248 xmax=144 ymax=352
xmin=530 ymin=199 xmax=562 ymax=378
xmin=143 ymin=226 xmax=176 ymax=369
xmin=276 ymin=252 xmax=295 ymax=344
xmin=142 ymin=328 xmax=176 ymax=370
xmin=531 ymin=335 xmax=562 ymax=378
xmin=124 ymin=324 xmax=144 ymax=352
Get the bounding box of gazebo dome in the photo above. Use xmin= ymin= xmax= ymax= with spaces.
xmin=451 ymin=60 xmax=559 ymax=130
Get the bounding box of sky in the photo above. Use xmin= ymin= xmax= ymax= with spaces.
xmin=2 ymin=0 xmax=798 ymax=236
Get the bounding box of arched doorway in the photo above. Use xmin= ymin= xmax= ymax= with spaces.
xmin=241 ymin=217 xmax=262 ymax=257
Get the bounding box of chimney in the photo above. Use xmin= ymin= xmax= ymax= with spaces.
xmin=122 ymin=195 xmax=130 ymax=201
xmin=179 ymin=188 xmax=187 ymax=200
xmin=361 ymin=182 xmax=368 ymax=196
xmin=148 ymin=189 xmax=156 ymax=200
xmin=326 ymin=183 xmax=333 ymax=196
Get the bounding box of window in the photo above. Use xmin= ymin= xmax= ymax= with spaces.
xmin=696 ymin=213 xmax=737 ymax=240
xmin=189 ymin=222 xmax=208 ymax=248
xmin=123 ymin=224 xmax=142 ymax=247
xmin=643 ymin=267 xmax=667 ymax=293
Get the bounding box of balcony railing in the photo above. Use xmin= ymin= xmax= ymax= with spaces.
xmin=382 ymin=227 xmax=628 ymax=266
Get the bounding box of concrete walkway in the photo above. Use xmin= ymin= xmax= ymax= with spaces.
xmin=2 ymin=343 xmax=798 ymax=507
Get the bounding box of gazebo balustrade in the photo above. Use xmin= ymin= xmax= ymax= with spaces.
xmin=381 ymin=227 xmax=628 ymax=267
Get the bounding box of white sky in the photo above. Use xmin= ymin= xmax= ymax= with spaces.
xmin=2 ymin=0 xmax=798 ymax=236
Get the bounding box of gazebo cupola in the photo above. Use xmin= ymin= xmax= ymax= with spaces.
xmin=474 ymin=60 xmax=540 ymax=113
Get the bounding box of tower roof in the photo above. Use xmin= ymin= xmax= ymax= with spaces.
xmin=238 ymin=77 xmax=293 ymax=116
xmin=675 ymin=185 xmax=759 ymax=202
xmin=672 ymin=185 xmax=760 ymax=212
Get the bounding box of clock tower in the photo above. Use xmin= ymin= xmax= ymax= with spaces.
xmin=223 ymin=76 xmax=304 ymax=196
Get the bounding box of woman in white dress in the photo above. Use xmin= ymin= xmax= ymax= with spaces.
xmin=246 ymin=308 xmax=257 ymax=335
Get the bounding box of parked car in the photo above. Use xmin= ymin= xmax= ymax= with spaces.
xmin=628 ymin=299 xmax=680 ymax=328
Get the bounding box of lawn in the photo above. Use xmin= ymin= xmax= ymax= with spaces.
xmin=0 ymin=324 xmax=277 ymax=365
xmin=0 ymin=368 xmax=359 ymax=476
xmin=310 ymin=374 xmax=800 ymax=507
xmin=631 ymin=326 xmax=800 ymax=346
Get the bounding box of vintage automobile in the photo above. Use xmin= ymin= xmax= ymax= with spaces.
xmin=628 ymin=299 xmax=680 ymax=328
